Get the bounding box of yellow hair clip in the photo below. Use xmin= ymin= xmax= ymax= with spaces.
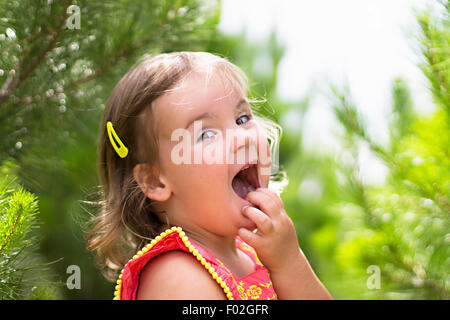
xmin=106 ymin=121 xmax=128 ymax=158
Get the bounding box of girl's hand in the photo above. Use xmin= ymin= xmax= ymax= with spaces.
xmin=238 ymin=188 xmax=301 ymax=273
xmin=238 ymin=188 xmax=333 ymax=299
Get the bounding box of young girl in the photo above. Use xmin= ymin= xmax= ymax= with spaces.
xmin=87 ymin=51 xmax=332 ymax=300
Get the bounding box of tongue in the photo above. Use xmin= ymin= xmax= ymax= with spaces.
xmin=232 ymin=176 xmax=255 ymax=199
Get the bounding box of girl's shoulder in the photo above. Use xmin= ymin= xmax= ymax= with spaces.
xmin=115 ymin=227 xmax=228 ymax=300
xmin=137 ymin=250 xmax=226 ymax=299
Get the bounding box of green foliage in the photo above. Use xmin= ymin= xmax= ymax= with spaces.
xmin=416 ymin=2 xmax=450 ymax=114
xmin=0 ymin=161 xmax=58 ymax=299
xmin=320 ymin=2 xmax=449 ymax=299
xmin=0 ymin=172 xmax=38 ymax=256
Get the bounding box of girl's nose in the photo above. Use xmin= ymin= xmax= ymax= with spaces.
xmin=228 ymin=127 xmax=258 ymax=162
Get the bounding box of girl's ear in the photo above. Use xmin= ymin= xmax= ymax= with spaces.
xmin=133 ymin=164 xmax=172 ymax=202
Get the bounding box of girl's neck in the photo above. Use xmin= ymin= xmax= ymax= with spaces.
xmin=178 ymin=225 xmax=240 ymax=261
xmin=180 ymin=224 xmax=257 ymax=279
xmin=154 ymin=203 xmax=240 ymax=261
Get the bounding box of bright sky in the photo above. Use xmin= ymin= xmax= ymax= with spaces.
xmin=219 ymin=0 xmax=438 ymax=185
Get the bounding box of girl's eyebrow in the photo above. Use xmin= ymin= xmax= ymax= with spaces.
xmin=184 ymin=98 xmax=249 ymax=130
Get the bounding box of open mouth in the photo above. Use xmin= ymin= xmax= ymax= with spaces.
xmin=232 ymin=163 xmax=260 ymax=200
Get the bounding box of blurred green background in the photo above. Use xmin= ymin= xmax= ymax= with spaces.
xmin=0 ymin=0 xmax=448 ymax=299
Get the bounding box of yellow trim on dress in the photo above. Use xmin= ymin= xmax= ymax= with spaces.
xmin=113 ymin=226 xmax=234 ymax=300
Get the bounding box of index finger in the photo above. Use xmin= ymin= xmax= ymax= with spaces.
xmin=257 ymin=188 xmax=284 ymax=209
xmin=245 ymin=188 xmax=280 ymax=218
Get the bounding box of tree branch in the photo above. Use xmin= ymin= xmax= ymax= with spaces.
xmin=0 ymin=1 xmax=70 ymax=106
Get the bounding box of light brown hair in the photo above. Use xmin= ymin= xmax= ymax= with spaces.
xmin=86 ymin=52 xmax=287 ymax=281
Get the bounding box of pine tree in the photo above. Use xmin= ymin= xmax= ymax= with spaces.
xmin=0 ymin=161 xmax=58 ymax=299
xmin=327 ymin=2 xmax=449 ymax=299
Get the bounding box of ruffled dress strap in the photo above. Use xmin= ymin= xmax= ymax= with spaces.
xmin=232 ymin=236 xmax=278 ymax=300
xmin=113 ymin=227 xmax=277 ymax=300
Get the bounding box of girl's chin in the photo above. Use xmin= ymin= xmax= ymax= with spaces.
xmin=238 ymin=215 xmax=257 ymax=232
xmin=229 ymin=207 xmax=257 ymax=233
xmin=228 ymin=191 xmax=258 ymax=230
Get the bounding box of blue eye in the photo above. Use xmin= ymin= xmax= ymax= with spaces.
xmin=236 ymin=114 xmax=251 ymax=125
xmin=198 ymin=130 xmax=216 ymax=142
xmin=197 ymin=114 xmax=252 ymax=142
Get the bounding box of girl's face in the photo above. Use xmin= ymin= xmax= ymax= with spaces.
xmin=152 ymin=72 xmax=271 ymax=236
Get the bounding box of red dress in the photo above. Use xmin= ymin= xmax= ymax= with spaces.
xmin=113 ymin=226 xmax=278 ymax=300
